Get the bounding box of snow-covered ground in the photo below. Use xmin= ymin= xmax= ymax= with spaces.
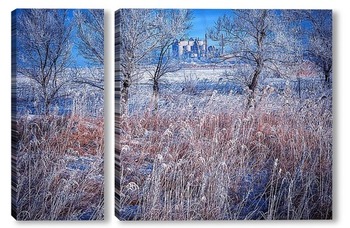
xmin=127 ymin=68 xmax=327 ymax=115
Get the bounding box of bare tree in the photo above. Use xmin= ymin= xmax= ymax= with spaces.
xmin=293 ymin=10 xmax=332 ymax=85
xmin=148 ymin=9 xmax=192 ymax=111
xmin=74 ymin=9 xmax=104 ymax=90
xmin=75 ymin=10 xmax=104 ymax=65
xmin=208 ymin=10 xmax=301 ymax=107
xmin=17 ymin=9 xmax=73 ymax=115
xmin=119 ymin=9 xmax=161 ymax=114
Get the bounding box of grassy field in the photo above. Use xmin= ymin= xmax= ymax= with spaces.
xmin=120 ymin=70 xmax=332 ymax=220
xmin=14 ymin=115 xmax=104 ymax=220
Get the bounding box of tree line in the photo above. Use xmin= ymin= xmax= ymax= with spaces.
xmin=17 ymin=9 xmax=331 ymax=115
xmin=118 ymin=9 xmax=332 ymax=112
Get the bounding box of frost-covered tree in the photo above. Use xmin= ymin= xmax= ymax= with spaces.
xmin=148 ymin=9 xmax=192 ymax=110
xmin=75 ymin=10 xmax=104 ymax=65
xmin=119 ymin=9 xmax=192 ymax=113
xmin=74 ymin=9 xmax=104 ymax=90
xmin=119 ymin=9 xmax=161 ymax=113
xmin=208 ymin=10 xmax=301 ymax=107
xmin=17 ymin=9 xmax=74 ymax=115
xmin=292 ymin=10 xmax=332 ymax=85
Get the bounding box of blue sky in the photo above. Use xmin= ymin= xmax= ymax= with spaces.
xmin=68 ymin=10 xmax=90 ymax=67
xmin=188 ymin=9 xmax=232 ymax=44
xmin=71 ymin=9 xmax=228 ymax=67
xmin=77 ymin=9 xmax=231 ymax=66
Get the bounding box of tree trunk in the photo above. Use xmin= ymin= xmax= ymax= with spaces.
xmin=121 ymin=79 xmax=130 ymax=115
xmin=248 ymin=68 xmax=262 ymax=92
xmin=44 ymin=100 xmax=50 ymax=116
xmin=323 ymin=65 xmax=332 ymax=88
xmin=324 ymin=69 xmax=331 ymax=84
xmin=247 ymin=65 xmax=263 ymax=108
xmin=152 ymin=79 xmax=159 ymax=112
xmin=42 ymin=85 xmax=50 ymax=115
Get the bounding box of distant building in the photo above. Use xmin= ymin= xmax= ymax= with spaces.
xmin=172 ymin=35 xmax=221 ymax=60
xmin=172 ymin=36 xmax=207 ymax=60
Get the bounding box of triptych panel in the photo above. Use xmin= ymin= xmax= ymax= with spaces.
xmin=114 ymin=9 xmax=332 ymax=221
xmin=11 ymin=9 xmax=104 ymax=220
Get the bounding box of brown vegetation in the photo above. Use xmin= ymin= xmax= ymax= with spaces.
xmin=120 ymin=90 xmax=332 ymax=220
xmin=15 ymin=115 xmax=104 ymax=220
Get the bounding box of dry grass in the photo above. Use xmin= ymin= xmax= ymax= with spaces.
xmin=120 ymin=84 xmax=332 ymax=220
xmin=15 ymin=115 xmax=104 ymax=220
